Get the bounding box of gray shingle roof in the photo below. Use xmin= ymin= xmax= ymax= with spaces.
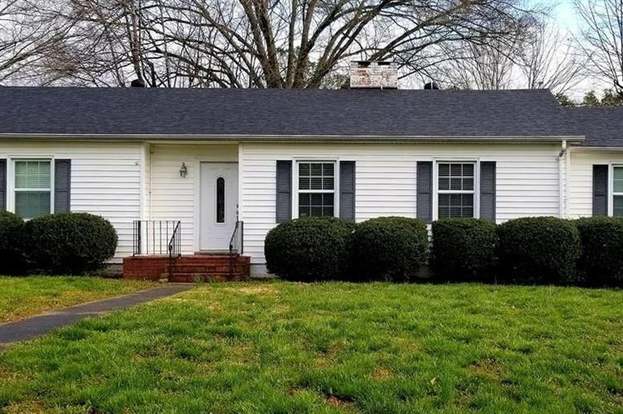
xmin=565 ymin=107 xmax=623 ymax=147
xmin=0 ymin=87 xmax=581 ymax=139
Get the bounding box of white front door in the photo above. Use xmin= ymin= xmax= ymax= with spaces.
xmin=200 ymin=162 xmax=239 ymax=251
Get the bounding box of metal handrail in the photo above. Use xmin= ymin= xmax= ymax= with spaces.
xmin=133 ymin=220 xmax=181 ymax=256
xmin=168 ymin=221 xmax=182 ymax=259
xmin=228 ymin=220 xmax=244 ymax=255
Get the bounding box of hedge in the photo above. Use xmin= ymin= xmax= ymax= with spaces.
xmin=431 ymin=218 xmax=498 ymax=281
xmin=22 ymin=213 xmax=118 ymax=274
xmin=576 ymin=216 xmax=623 ymax=286
xmin=351 ymin=217 xmax=428 ymax=282
xmin=265 ymin=217 xmax=355 ymax=281
xmin=497 ymin=217 xmax=581 ymax=284
xmin=0 ymin=211 xmax=25 ymax=274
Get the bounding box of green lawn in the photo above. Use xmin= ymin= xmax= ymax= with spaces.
xmin=0 ymin=282 xmax=622 ymax=414
xmin=0 ymin=276 xmax=153 ymax=323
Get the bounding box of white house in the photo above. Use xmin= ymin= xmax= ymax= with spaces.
xmin=1 ymin=65 xmax=622 ymax=279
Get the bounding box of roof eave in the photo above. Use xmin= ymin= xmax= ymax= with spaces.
xmin=0 ymin=133 xmax=586 ymax=144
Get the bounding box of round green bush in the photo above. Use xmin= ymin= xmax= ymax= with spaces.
xmin=351 ymin=217 xmax=428 ymax=282
xmin=0 ymin=211 xmax=25 ymax=274
xmin=496 ymin=217 xmax=580 ymax=284
xmin=264 ymin=217 xmax=355 ymax=281
xmin=431 ymin=218 xmax=498 ymax=281
xmin=22 ymin=213 xmax=118 ymax=274
xmin=576 ymin=216 xmax=623 ymax=286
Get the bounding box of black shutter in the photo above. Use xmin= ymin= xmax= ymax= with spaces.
xmin=54 ymin=159 xmax=71 ymax=213
xmin=0 ymin=159 xmax=6 ymax=211
xmin=480 ymin=161 xmax=496 ymax=221
xmin=416 ymin=161 xmax=433 ymax=224
xmin=339 ymin=161 xmax=356 ymax=221
xmin=593 ymin=165 xmax=609 ymax=216
xmin=276 ymin=160 xmax=292 ymax=223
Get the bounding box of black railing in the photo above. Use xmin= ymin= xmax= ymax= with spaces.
xmin=133 ymin=220 xmax=182 ymax=257
xmin=228 ymin=220 xmax=244 ymax=255
xmin=229 ymin=220 xmax=244 ymax=280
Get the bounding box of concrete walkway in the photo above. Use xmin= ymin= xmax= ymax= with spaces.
xmin=0 ymin=284 xmax=193 ymax=346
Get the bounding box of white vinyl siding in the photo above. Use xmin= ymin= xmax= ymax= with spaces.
xmin=0 ymin=141 xmax=143 ymax=260
xmin=567 ymin=150 xmax=623 ymax=218
xmin=239 ymin=142 xmax=561 ymax=271
xmin=148 ymin=144 xmax=238 ymax=255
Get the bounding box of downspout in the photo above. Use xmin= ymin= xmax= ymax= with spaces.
xmin=558 ymin=140 xmax=568 ymax=218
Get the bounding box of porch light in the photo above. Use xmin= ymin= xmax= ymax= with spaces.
xmin=179 ymin=162 xmax=188 ymax=178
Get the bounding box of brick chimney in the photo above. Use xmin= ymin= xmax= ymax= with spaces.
xmin=349 ymin=61 xmax=398 ymax=89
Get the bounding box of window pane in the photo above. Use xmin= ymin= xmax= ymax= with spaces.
xmin=615 ymin=196 xmax=623 ymax=217
xmin=439 ymin=178 xmax=449 ymax=191
xmin=439 ymin=164 xmax=449 ymax=176
xmin=310 ymin=177 xmax=323 ymax=190
xmin=15 ymin=191 xmax=50 ymax=219
xmin=438 ymin=193 xmax=474 ymax=219
xmin=311 ymin=193 xmax=323 ymax=205
xmin=463 ymin=178 xmax=474 ymax=191
xmin=15 ymin=161 xmax=51 ymax=189
xmin=299 ymin=192 xmax=334 ymax=217
xmin=310 ymin=163 xmax=322 ymax=175
xmin=216 ymin=177 xmax=225 ymax=223
xmin=451 ymin=164 xmax=462 ymax=176
xmin=322 ymin=163 xmax=334 ymax=176
xmin=450 ymin=178 xmax=462 ymax=190
xmin=299 ymin=177 xmax=310 ymax=190
xmin=463 ymin=164 xmax=474 ymax=176
xmin=299 ymin=163 xmax=310 ymax=176
xmin=323 ymin=177 xmax=334 ymax=190
xmin=614 ymin=167 xmax=623 ymax=193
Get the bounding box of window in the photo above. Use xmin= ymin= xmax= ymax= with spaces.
xmin=297 ymin=162 xmax=335 ymax=217
xmin=14 ymin=160 xmax=52 ymax=219
xmin=437 ymin=162 xmax=475 ymax=219
xmin=613 ymin=166 xmax=623 ymax=217
xmin=216 ymin=177 xmax=225 ymax=223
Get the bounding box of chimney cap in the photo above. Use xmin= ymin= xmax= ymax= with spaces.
xmin=130 ymin=78 xmax=146 ymax=88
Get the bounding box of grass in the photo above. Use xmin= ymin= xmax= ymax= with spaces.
xmin=0 ymin=282 xmax=622 ymax=413
xmin=0 ymin=276 xmax=153 ymax=323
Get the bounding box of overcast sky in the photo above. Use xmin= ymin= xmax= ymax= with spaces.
xmin=543 ymin=0 xmax=608 ymax=99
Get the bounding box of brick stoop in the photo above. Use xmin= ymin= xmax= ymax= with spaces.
xmin=123 ymin=255 xmax=251 ymax=282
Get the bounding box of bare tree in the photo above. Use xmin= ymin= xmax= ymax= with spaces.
xmin=10 ymin=0 xmax=536 ymax=88
xmin=0 ymin=0 xmax=67 ymax=84
xmin=518 ymin=21 xmax=587 ymax=94
xmin=575 ymin=0 xmax=623 ymax=94
xmin=431 ymin=37 xmax=519 ymax=90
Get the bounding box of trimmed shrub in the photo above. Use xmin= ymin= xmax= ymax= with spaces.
xmin=431 ymin=218 xmax=498 ymax=281
xmin=0 ymin=211 xmax=25 ymax=274
xmin=265 ymin=217 xmax=355 ymax=281
xmin=576 ymin=216 xmax=623 ymax=286
xmin=22 ymin=213 xmax=118 ymax=274
xmin=351 ymin=217 xmax=428 ymax=282
xmin=497 ymin=217 xmax=580 ymax=284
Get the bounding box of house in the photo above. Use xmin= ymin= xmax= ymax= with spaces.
xmin=0 ymin=64 xmax=622 ymax=279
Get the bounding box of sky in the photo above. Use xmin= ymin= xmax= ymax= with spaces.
xmin=537 ymin=0 xmax=608 ymax=99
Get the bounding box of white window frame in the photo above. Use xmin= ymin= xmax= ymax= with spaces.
xmin=8 ymin=158 xmax=55 ymax=219
xmin=293 ymin=159 xmax=339 ymax=219
xmin=433 ymin=159 xmax=479 ymax=221
xmin=610 ymin=164 xmax=623 ymax=217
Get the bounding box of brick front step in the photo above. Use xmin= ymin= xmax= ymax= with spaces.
xmin=123 ymin=255 xmax=250 ymax=282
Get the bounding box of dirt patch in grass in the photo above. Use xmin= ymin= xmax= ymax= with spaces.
xmin=469 ymin=358 xmax=504 ymax=381
xmin=371 ymin=367 xmax=394 ymax=380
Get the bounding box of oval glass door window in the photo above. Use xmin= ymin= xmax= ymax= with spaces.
xmin=216 ymin=177 xmax=225 ymax=223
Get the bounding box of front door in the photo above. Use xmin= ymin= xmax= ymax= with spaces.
xmin=200 ymin=162 xmax=239 ymax=251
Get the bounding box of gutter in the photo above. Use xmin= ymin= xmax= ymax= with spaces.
xmin=0 ymin=133 xmax=586 ymax=144
xmin=558 ymin=140 xmax=568 ymax=218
